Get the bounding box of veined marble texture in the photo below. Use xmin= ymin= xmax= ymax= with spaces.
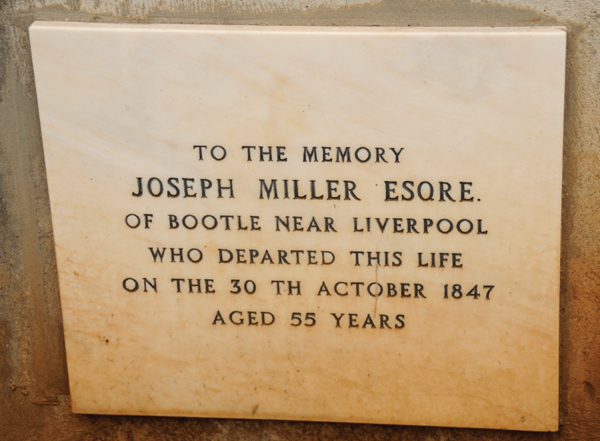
xmin=29 ymin=22 xmax=565 ymax=430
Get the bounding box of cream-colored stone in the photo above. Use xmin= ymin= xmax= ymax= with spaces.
xmin=29 ymin=22 xmax=565 ymax=431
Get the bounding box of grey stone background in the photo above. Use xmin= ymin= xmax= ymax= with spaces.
xmin=1 ymin=0 xmax=599 ymax=439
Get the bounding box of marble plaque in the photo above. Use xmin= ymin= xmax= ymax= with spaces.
xmin=29 ymin=22 xmax=566 ymax=431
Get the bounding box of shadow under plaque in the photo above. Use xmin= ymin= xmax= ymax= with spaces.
xmin=29 ymin=22 xmax=565 ymax=431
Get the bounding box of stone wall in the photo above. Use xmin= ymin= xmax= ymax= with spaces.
xmin=1 ymin=0 xmax=599 ymax=439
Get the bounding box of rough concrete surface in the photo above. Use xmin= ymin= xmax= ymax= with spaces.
xmin=1 ymin=0 xmax=599 ymax=439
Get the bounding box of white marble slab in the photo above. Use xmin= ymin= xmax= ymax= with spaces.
xmin=29 ymin=22 xmax=565 ymax=431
